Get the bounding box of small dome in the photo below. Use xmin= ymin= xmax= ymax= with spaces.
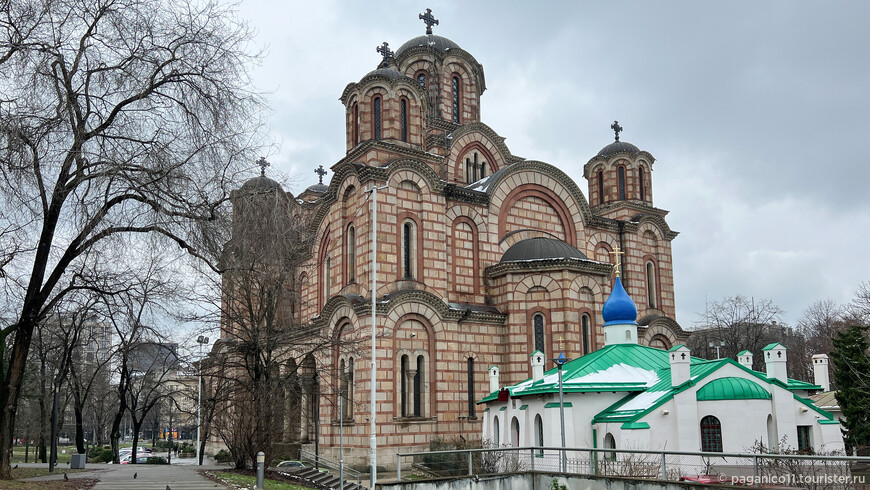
xmin=597 ymin=140 xmax=640 ymax=158
xmin=305 ymin=183 xmax=329 ymax=194
xmin=240 ymin=175 xmax=282 ymax=192
xmin=696 ymin=377 xmax=771 ymax=401
xmin=364 ymin=66 xmax=404 ymax=81
xmin=500 ymin=237 xmax=586 ymax=263
xmin=395 ymin=35 xmax=460 ymax=57
xmin=602 ymin=276 xmax=638 ymax=326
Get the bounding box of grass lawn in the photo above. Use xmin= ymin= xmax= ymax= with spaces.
xmin=11 ymin=446 xmax=81 ymax=464
xmin=213 ymin=471 xmax=316 ymax=490
xmin=11 ymin=468 xmax=93 ymax=479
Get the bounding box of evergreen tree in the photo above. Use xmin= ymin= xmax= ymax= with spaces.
xmin=831 ymin=325 xmax=870 ymax=453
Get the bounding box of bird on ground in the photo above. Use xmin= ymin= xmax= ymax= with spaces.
xmin=12 ymin=465 xmax=17 ymax=469
xmin=166 ymin=485 xmax=171 ymax=490
xmin=63 ymin=473 xmax=69 ymax=481
xmin=134 ymin=472 xmax=137 ymax=479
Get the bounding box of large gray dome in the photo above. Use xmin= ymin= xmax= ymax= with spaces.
xmin=500 ymin=237 xmax=586 ymax=263
xmin=240 ymin=175 xmax=282 ymax=192
xmin=395 ymin=35 xmax=460 ymax=57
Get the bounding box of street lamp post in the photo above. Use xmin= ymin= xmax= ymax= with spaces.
xmin=708 ymin=340 xmax=725 ymax=359
xmin=196 ymin=335 xmax=209 ymax=465
xmin=367 ymin=183 xmax=387 ymax=488
xmin=552 ymin=347 xmax=568 ymax=473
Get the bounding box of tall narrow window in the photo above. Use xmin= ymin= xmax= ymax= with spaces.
xmin=402 ymin=221 xmax=414 ymax=279
xmin=493 ymin=416 xmax=500 ymax=446
xmin=323 ymin=257 xmax=331 ymax=302
xmin=604 ymin=433 xmax=616 ymax=460
xmin=467 ymin=358 xmax=475 ymax=417
xmin=597 ymin=170 xmax=605 ymax=204
xmin=352 ymin=103 xmax=359 ymax=145
xmin=581 ymin=314 xmax=591 ymax=355
xmin=400 ymin=99 xmax=408 ymax=142
xmin=638 ymin=167 xmax=645 ymax=201
xmin=400 ymin=355 xmax=408 ymax=417
xmin=646 ymin=261 xmax=657 ymax=309
xmin=535 ymin=415 xmax=544 ymax=456
xmin=346 ymin=225 xmax=355 ymax=283
xmin=452 ymin=76 xmax=460 ymax=123
xmin=466 ymin=158 xmax=472 ymax=183
xmin=373 ymin=96 xmax=382 ymax=140
xmin=346 ymin=357 xmax=354 ymax=418
xmin=618 ymin=166 xmax=626 ymax=200
xmin=417 ymin=73 xmax=426 ymax=89
xmin=797 ymin=426 xmax=812 ymax=453
xmin=533 ymin=314 xmax=545 ymax=356
xmin=700 ymin=416 xmax=723 ymax=452
xmin=413 ymin=355 xmax=423 ymax=416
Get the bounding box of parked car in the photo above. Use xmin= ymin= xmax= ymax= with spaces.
xmin=119 ymin=452 xmax=153 ymax=464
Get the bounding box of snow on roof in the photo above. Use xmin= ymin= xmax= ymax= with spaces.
xmin=612 ymin=390 xmax=671 ymax=412
xmin=566 ymin=363 xmax=659 ymax=387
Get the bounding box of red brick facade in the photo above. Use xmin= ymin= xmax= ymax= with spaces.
xmin=223 ymin=27 xmax=689 ymax=469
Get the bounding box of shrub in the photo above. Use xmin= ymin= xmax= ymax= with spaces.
xmin=214 ymin=449 xmax=232 ymax=463
xmin=146 ymin=456 xmax=168 ymax=464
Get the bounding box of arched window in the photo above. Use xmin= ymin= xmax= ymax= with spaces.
xmin=638 ymin=167 xmax=645 ymax=201
xmin=346 ymin=225 xmax=355 ymax=283
xmin=700 ymin=415 xmax=723 ymax=452
xmin=373 ymin=96 xmax=382 ymax=140
xmin=597 ymin=170 xmax=605 ymax=204
xmin=604 ymin=432 xmax=616 ymax=460
xmin=510 ymin=417 xmax=520 ymax=447
xmin=417 ymin=73 xmax=426 ymax=89
xmin=646 ymin=261 xmax=657 ymax=309
xmin=464 ymin=152 xmax=487 ymax=183
xmin=400 ymin=354 xmax=408 ymax=417
xmin=400 ymin=98 xmax=408 ymax=142
xmin=467 ymin=357 xmax=475 ymax=417
xmin=323 ymin=257 xmax=331 ymax=302
xmin=493 ymin=416 xmax=500 ymax=446
xmin=535 ymin=414 xmax=544 ymax=457
xmin=533 ymin=313 xmax=545 ymax=357
xmin=352 ymin=103 xmax=359 ymax=145
xmin=451 ymin=75 xmax=461 ymax=124
xmin=340 ymin=357 xmax=354 ymax=419
xmin=402 ymin=221 xmax=415 ymax=279
xmin=618 ymin=166 xmax=626 ymax=200
xmin=581 ymin=314 xmax=591 ymax=355
xmin=414 ymin=355 xmax=424 ymax=416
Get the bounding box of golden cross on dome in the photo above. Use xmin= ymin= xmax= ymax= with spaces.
xmin=558 ymin=336 xmax=565 ymax=351
xmin=609 ymin=245 xmax=624 ymax=277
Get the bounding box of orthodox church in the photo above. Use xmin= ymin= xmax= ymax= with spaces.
xmin=480 ymin=276 xmax=845 ymax=455
xmin=222 ymin=10 xmax=691 ymax=467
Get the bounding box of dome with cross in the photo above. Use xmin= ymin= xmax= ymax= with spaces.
xmin=597 ymin=121 xmax=640 ymax=158
xmin=602 ymin=276 xmax=638 ymax=327
xmin=395 ymin=8 xmax=461 ymax=57
xmin=240 ymin=158 xmax=282 ymax=193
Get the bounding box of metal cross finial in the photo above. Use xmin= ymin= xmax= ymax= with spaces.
xmin=314 ymin=165 xmax=327 ymax=184
xmin=558 ymin=336 xmax=565 ymax=351
xmin=376 ymin=41 xmax=393 ymax=61
xmin=609 ymin=245 xmax=625 ymax=277
xmin=611 ymin=120 xmax=623 ymax=141
xmin=419 ymin=8 xmax=439 ymax=35
xmin=256 ymin=157 xmax=270 ymax=176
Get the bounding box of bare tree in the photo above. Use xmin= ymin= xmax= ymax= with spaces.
xmin=690 ymin=295 xmax=785 ymax=368
xmin=0 ymin=0 xmax=265 ymax=478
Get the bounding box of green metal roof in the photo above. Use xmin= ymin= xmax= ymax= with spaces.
xmin=762 ymin=342 xmax=784 ymax=351
xmin=696 ymin=377 xmax=771 ymax=401
xmin=668 ymin=344 xmax=688 ymax=352
xmin=737 ymin=350 xmax=751 ymax=356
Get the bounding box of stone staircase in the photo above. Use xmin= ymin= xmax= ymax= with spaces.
xmin=292 ymin=467 xmax=366 ymax=489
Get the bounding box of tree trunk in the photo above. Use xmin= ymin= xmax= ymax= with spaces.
xmin=49 ymin=381 xmax=60 ymax=472
xmin=131 ymin=420 xmax=143 ymax=465
xmin=74 ymin=404 xmax=85 ymax=454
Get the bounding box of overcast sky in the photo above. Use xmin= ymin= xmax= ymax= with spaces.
xmin=234 ymin=0 xmax=870 ymax=328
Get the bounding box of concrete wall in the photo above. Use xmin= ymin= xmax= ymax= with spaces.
xmin=379 ymin=472 xmax=740 ymax=490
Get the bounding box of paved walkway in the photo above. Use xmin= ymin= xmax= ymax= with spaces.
xmin=21 ymin=462 xmax=232 ymax=489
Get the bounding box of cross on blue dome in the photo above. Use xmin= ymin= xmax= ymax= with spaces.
xmin=602 ymin=276 xmax=638 ymax=326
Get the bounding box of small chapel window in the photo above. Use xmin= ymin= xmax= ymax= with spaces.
xmin=646 ymin=261 xmax=658 ymax=309
xmin=467 ymin=357 xmax=476 ymax=418
xmin=535 ymin=415 xmax=544 ymax=457
xmin=400 ymin=98 xmax=408 ymax=142
xmin=414 ymin=355 xmax=424 ymax=416
xmin=417 ymin=73 xmax=426 ymax=89
xmin=346 ymin=225 xmax=356 ymax=283
xmin=700 ymin=415 xmax=723 ymax=452
xmin=340 ymin=357 xmax=354 ymax=419
xmin=493 ymin=416 xmax=500 ymax=446
xmin=533 ymin=313 xmax=545 ymax=357
xmin=638 ymin=167 xmax=646 ymax=201
xmin=323 ymin=257 xmax=331 ymax=302
xmin=465 ymin=152 xmax=487 ymax=183
xmin=400 ymin=355 xmax=408 ymax=416
xmin=604 ymin=433 xmax=616 ymax=460
xmin=452 ymin=75 xmax=461 ymax=124
xmin=581 ymin=314 xmax=591 ymax=355
xmin=597 ymin=170 xmax=605 ymax=204
xmin=373 ymin=96 xmax=382 ymax=140
xmin=618 ymin=166 xmax=626 ymax=200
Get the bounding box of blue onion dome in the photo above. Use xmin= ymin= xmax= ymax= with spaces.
xmin=602 ymin=276 xmax=638 ymax=326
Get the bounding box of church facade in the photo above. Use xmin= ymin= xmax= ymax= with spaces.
xmin=222 ymin=11 xmax=689 ymax=467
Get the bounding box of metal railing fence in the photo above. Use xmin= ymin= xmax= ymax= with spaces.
xmin=396 ymin=446 xmax=870 ymax=489
xmin=299 ymin=448 xmax=362 ymax=485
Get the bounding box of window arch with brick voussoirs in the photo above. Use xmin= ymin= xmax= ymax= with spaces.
xmin=394 ymin=316 xmax=434 ymax=419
